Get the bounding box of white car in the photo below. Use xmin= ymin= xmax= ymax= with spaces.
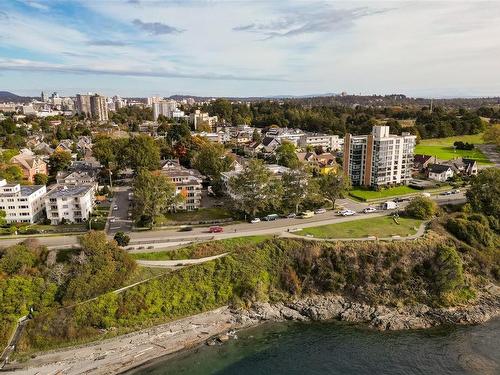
xmin=363 ymin=207 xmax=377 ymax=214
xmin=113 ymin=205 xmax=119 ymax=210
xmin=340 ymin=209 xmax=356 ymax=216
xmin=110 ymin=218 xmax=116 ymax=223
xmin=250 ymin=218 xmax=261 ymax=224
xmin=314 ymin=208 xmax=327 ymax=214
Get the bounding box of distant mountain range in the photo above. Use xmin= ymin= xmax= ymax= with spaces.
xmin=0 ymin=91 xmax=37 ymax=103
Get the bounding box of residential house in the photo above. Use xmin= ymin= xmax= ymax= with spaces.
xmin=428 ymin=164 xmax=454 ymax=182
xmin=56 ymin=170 xmax=98 ymax=193
xmin=445 ymin=158 xmax=478 ymax=176
xmin=159 ymin=160 xmax=203 ymax=211
xmin=44 ymin=184 xmax=95 ymax=225
xmin=0 ymin=179 xmax=46 ymax=223
xmin=265 ymin=127 xmax=305 ymax=146
xmin=413 ymin=154 xmax=437 ymax=172
xmin=10 ymin=153 xmax=48 ymax=183
xmin=299 ymin=133 xmax=341 ymax=151
xmin=33 ymin=142 xmax=54 ymax=156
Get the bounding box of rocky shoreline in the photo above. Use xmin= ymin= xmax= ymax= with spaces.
xmin=235 ymin=284 xmax=500 ymax=331
xmin=6 ymin=285 xmax=499 ymax=375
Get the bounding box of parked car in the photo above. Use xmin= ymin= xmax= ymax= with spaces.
xmin=263 ymin=214 xmax=279 ymax=221
xmin=339 ymin=209 xmax=356 ymax=216
xmin=113 ymin=205 xmax=118 ymax=211
xmin=109 ymin=217 xmax=116 ymax=223
xmin=394 ymin=197 xmax=410 ymax=203
xmin=441 ymin=191 xmax=453 ymax=196
xmin=363 ymin=207 xmax=377 ymax=213
xmin=314 ymin=208 xmax=326 ymax=214
xmin=286 ymin=213 xmax=297 ymax=219
xmin=209 ymin=226 xmax=223 ymax=233
xmin=298 ymin=210 xmax=315 ymax=219
xmin=250 ymin=218 xmax=261 ymax=224
xmin=421 ymin=192 xmax=431 ymax=197
xmin=452 ymin=189 xmax=461 ymax=194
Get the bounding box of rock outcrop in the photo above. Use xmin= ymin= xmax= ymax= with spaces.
xmin=232 ymin=285 xmax=500 ymax=331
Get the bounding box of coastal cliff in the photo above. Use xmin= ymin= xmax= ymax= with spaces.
xmin=235 ymin=285 xmax=500 ymax=331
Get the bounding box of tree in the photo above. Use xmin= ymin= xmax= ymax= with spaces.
xmin=483 ymin=124 xmax=500 ymax=146
xmin=48 ymin=150 xmax=72 ymax=175
xmin=196 ymin=120 xmax=212 ymax=133
xmin=317 ymin=171 xmax=350 ymax=209
xmin=466 ymin=168 xmax=500 ymax=219
xmin=92 ymin=136 xmax=118 ymax=169
xmin=275 ymin=141 xmax=300 ymax=169
xmin=252 ymin=128 xmax=262 ymax=143
xmin=63 ymin=231 xmax=136 ymax=303
xmin=0 ymin=210 xmax=5 ymax=226
xmin=0 ymin=165 xmax=24 ymax=182
xmin=228 ymin=159 xmax=281 ymax=218
xmin=113 ymin=231 xmax=130 ymax=247
xmin=405 ymin=197 xmax=437 ymax=219
xmin=192 ymin=143 xmax=234 ymax=181
xmin=132 ymin=170 xmax=178 ymax=226
xmin=125 ymin=135 xmax=161 ymax=172
xmin=33 ymin=173 xmax=48 ymax=185
xmin=281 ymin=169 xmax=309 ymax=214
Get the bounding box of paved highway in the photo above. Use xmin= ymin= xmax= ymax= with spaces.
xmin=0 ymin=193 xmax=466 ymax=249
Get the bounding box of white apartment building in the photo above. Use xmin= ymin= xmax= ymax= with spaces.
xmin=44 ymin=185 xmax=94 ymax=225
xmin=343 ymin=126 xmax=416 ymax=187
xmin=265 ymin=127 xmax=305 ymax=146
xmin=147 ymin=96 xmax=163 ymax=106
xmin=189 ymin=110 xmax=218 ymax=130
xmin=159 ymin=160 xmax=203 ymax=211
xmin=153 ymin=100 xmax=179 ymax=120
xmin=0 ymin=179 xmax=46 ymax=223
xmin=299 ymin=133 xmax=341 ymax=151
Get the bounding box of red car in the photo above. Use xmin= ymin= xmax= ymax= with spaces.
xmin=209 ymin=226 xmax=224 ymax=233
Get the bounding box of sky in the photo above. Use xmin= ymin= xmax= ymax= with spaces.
xmin=0 ymin=0 xmax=500 ymax=98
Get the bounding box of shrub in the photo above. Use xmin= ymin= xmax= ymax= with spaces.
xmin=113 ymin=231 xmax=130 ymax=247
xmin=405 ymin=197 xmax=437 ymax=219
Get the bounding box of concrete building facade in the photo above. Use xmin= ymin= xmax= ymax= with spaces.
xmin=44 ymin=185 xmax=94 ymax=224
xmin=0 ymin=179 xmax=46 ymax=223
xmin=343 ymin=126 xmax=416 ymax=187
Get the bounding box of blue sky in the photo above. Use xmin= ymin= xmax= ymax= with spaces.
xmin=1 ymin=0 xmax=499 ymax=98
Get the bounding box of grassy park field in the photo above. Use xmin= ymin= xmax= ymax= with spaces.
xmin=414 ymin=133 xmax=492 ymax=164
xmin=297 ymin=216 xmax=423 ymax=239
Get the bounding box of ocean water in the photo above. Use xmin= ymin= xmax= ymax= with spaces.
xmin=130 ymin=319 xmax=500 ymax=375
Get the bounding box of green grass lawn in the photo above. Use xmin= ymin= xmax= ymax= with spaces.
xmin=350 ymin=186 xmax=419 ymax=200
xmin=297 ymin=216 xmax=423 ymax=239
xmin=131 ymin=235 xmax=271 ymax=260
xmin=415 ymin=133 xmax=492 ymax=165
xmin=157 ymin=207 xmax=233 ymax=225
xmin=418 ymin=133 xmax=485 ymax=146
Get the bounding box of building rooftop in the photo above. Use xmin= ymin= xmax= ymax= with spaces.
xmin=46 ymin=184 xmax=93 ymax=199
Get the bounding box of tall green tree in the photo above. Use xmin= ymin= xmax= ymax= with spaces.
xmin=48 ymin=150 xmax=72 ymax=175
xmin=275 ymin=141 xmax=300 ymax=169
xmin=466 ymin=168 xmax=500 ymax=219
xmin=228 ymin=159 xmax=281 ymax=218
xmin=132 ymin=170 xmax=178 ymax=226
xmin=281 ymin=169 xmax=309 ymax=214
xmin=192 ymin=143 xmax=234 ymax=181
xmin=126 ymin=135 xmax=161 ymax=172
xmin=317 ymin=171 xmax=351 ymax=209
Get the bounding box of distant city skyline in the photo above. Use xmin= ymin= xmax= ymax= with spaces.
xmin=1 ymin=1 xmax=500 ymax=98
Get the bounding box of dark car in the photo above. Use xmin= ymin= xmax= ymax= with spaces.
xmin=178 ymin=225 xmax=193 ymax=232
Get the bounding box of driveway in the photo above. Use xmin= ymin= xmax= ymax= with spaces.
xmin=477 ymin=144 xmax=500 ymax=168
xmin=107 ymin=186 xmax=133 ymax=235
